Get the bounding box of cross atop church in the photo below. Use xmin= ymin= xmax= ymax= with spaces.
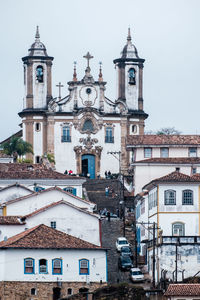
xmin=83 ymin=52 xmax=94 ymax=68
xmin=56 ymin=82 xmax=64 ymax=100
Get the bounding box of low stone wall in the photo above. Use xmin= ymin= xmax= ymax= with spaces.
xmin=0 ymin=281 xmax=102 ymax=300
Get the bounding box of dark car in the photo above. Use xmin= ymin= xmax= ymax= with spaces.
xmin=118 ymin=255 xmax=133 ymax=271
xmin=121 ymin=246 xmax=133 ymax=258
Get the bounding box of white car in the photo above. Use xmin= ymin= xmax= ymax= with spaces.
xmin=130 ymin=268 xmax=144 ymax=282
xmin=116 ymin=237 xmax=130 ymax=252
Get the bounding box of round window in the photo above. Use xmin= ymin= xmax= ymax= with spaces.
xmin=86 ymin=88 xmax=92 ymax=94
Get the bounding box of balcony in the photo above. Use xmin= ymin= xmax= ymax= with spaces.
xmin=61 ymin=136 xmax=71 ymax=143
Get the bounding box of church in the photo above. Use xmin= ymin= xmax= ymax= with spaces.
xmin=19 ymin=27 xmax=148 ymax=178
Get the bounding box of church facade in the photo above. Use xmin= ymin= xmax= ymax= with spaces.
xmin=19 ymin=27 xmax=148 ymax=178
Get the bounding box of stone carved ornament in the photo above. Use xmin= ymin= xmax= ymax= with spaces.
xmin=79 ymin=134 xmax=98 ymax=150
xmin=74 ymin=112 xmax=102 ymax=134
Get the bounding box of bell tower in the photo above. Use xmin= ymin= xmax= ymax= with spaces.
xmin=113 ymin=28 xmax=145 ymax=112
xmin=22 ymin=26 xmax=54 ymax=110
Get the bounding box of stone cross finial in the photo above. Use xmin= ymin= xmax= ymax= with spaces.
xmin=56 ymin=82 xmax=64 ymax=100
xmin=83 ymin=52 xmax=94 ymax=68
xmin=35 ymin=25 xmax=40 ymax=40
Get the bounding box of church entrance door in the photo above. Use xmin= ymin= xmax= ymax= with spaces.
xmin=82 ymin=154 xmax=95 ymax=179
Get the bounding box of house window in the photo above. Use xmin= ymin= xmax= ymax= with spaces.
xmin=79 ymin=259 xmax=89 ymax=275
xmin=63 ymin=187 xmax=77 ymax=196
xmin=189 ymin=147 xmax=197 ymax=157
xmin=182 ymin=190 xmax=193 ymax=205
xmin=39 ymin=259 xmax=48 ymax=274
xmin=164 ymin=190 xmax=176 ymax=205
xmin=192 ymin=167 xmax=197 ymax=174
xmin=82 ymin=119 xmax=94 ymax=132
xmin=52 ymin=259 xmax=62 ymax=275
xmin=51 ymin=221 xmax=56 ymax=229
xmin=31 ymin=288 xmax=37 ymax=295
xmin=24 ymin=258 xmax=34 ymax=274
xmin=105 ymin=127 xmax=114 ymax=143
xmin=35 ymin=123 xmax=41 ymax=132
xmin=131 ymin=125 xmax=137 ymax=133
xmin=34 ymin=186 xmax=45 ymax=192
xmin=36 ymin=65 xmax=43 ymax=83
xmin=62 ymin=126 xmax=71 ymax=142
xmin=128 ymin=68 xmax=136 ymax=85
xmin=172 ymin=222 xmax=185 ymax=236
xmin=144 ymin=148 xmax=152 ymax=158
xmin=161 ymin=148 xmax=169 ymax=158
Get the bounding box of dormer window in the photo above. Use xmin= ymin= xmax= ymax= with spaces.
xmin=128 ymin=68 xmax=136 ymax=85
xmin=36 ymin=66 xmax=43 ymax=83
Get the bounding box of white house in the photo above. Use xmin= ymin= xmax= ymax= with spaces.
xmin=0 ymin=183 xmax=33 ymax=204
xmin=0 ymin=199 xmax=101 ymax=246
xmin=136 ymin=171 xmax=200 ymax=284
xmin=0 ymin=163 xmax=85 ymax=198
xmin=126 ymin=135 xmax=200 ymax=194
xmin=0 ymin=224 xmax=107 ymax=299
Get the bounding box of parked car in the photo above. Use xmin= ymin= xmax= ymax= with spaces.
xmin=120 ymin=246 xmax=133 ymax=258
xmin=116 ymin=237 xmax=130 ymax=252
xmin=118 ymin=255 xmax=133 ymax=271
xmin=130 ymin=268 xmax=144 ymax=282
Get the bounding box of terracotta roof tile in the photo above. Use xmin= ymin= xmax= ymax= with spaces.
xmin=133 ymin=157 xmax=200 ymax=164
xmin=24 ymin=200 xmax=99 ymax=219
xmin=127 ymin=135 xmax=200 ymax=146
xmin=143 ymin=171 xmax=200 ymax=189
xmin=0 ymin=224 xmax=101 ymax=249
xmin=0 ymin=163 xmax=81 ymax=180
xmin=164 ymin=284 xmax=200 ymax=296
xmin=0 ymin=216 xmax=24 ymax=225
xmin=3 ymin=186 xmax=93 ymax=206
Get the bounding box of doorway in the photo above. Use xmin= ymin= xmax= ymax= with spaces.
xmin=53 ymin=287 xmax=61 ymax=300
xmin=81 ymin=154 xmax=95 ymax=179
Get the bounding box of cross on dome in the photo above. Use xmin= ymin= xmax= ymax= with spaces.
xmin=83 ymin=52 xmax=94 ymax=68
xmin=35 ymin=26 xmax=40 ymax=40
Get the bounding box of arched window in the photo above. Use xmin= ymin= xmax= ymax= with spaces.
xmin=182 ymin=190 xmax=193 ymax=205
xmin=36 ymin=65 xmax=43 ymax=83
xmin=128 ymin=68 xmax=136 ymax=85
xmin=63 ymin=187 xmax=77 ymax=196
xmin=35 ymin=156 xmax=41 ymax=164
xmin=39 ymin=259 xmax=48 ymax=274
xmin=67 ymin=288 xmax=73 ymax=295
xmin=62 ymin=126 xmax=71 ymax=142
xmin=35 ymin=123 xmax=41 ymax=132
xmin=172 ymin=222 xmax=185 ymax=236
xmin=164 ymin=190 xmax=176 ymax=205
xmin=132 ymin=125 xmax=137 ymax=133
xmin=79 ymin=259 xmax=89 ymax=275
xmin=82 ymin=119 xmax=94 ymax=132
xmin=52 ymin=259 xmax=62 ymax=275
xmin=31 ymin=288 xmax=37 ymax=295
xmin=24 ymin=258 xmax=35 ymax=274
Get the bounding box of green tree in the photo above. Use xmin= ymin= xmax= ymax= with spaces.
xmin=2 ymin=137 xmax=33 ymax=161
xmin=156 ymin=127 xmax=181 ymax=135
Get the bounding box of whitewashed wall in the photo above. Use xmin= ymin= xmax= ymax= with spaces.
xmin=0 ymin=248 xmax=107 ymax=282
xmin=0 ymin=186 xmax=32 ymax=204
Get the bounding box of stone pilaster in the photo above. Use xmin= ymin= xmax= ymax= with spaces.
xmin=24 ymin=117 xmax=34 ymax=160
xmin=46 ymin=61 xmax=52 ymax=102
xmin=46 ymin=115 xmax=55 ymax=154
xmin=120 ymin=117 xmax=129 ymax=174
xmin=26 ymin=61 xmax=33 ymax=108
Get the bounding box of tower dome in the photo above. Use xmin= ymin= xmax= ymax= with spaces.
xmin=121 ymin=28 xmax=139 ymax=59
xmin=28 ymin=26 xmax=48 ymax=57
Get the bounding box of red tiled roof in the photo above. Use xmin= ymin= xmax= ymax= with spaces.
xmin=0 ymin=224 xmax=101 ymax=249
xmin=127 ymin=135 xmax=200 ymax=146
xmin=164 ymin=284 xmax=200 ymax=296
xmin=133 ymin=157 xmax=200 ymax=164
xmin=0 ymin=163 xmax=81 ymax=180
xmin=3 ymin=186 xmax=93 ymax=206
xmin=0 ymin=216 xmax=24 ymax=225
xmin=24 ymin=200 xmax=99 ymax=219
xmin=143 ymin=171 xmax=200 ymax=189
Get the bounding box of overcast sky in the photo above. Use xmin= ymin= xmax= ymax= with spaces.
xmin=0 ymin=0 xmax=200 ymax=141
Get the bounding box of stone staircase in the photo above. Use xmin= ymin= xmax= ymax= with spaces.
xmin=83 ymin=179 xmax=122 ymax=214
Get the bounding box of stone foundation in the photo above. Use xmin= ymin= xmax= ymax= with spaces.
xmin=0 ymin=281 xmax=104 ymax=300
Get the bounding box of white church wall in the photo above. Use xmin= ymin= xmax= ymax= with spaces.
xmin=1 ymin=248 xmax=107 ymax=282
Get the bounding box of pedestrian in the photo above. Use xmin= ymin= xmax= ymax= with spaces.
xmin=105 ymin=186 xmax=109 ymax=196
xmin=116 ymin=208 xmax=119 ymax=217
xmin=105 ymin=171 xmax=108 ymax=179
xmin=69 ymin=170 xmax=73 ymax=175
xmin=97 ymin=171 xmax=100 ymax=179
xmin=64 ymin=170 xmax=68 ymax=174
xmin=108 ymin=170 xmax=111 ymax=179
xmin=111 ymin=188 xmax=115 ymax=198
xmin=107 ymin=210 xmax=110 ymax=222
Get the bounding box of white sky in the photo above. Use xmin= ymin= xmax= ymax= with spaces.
xmin=0 ymin=0 xmax=200 ymax=141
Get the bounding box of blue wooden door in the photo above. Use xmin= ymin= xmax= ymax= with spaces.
xmin=82 ymin=155 xmax=95 ymax=179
